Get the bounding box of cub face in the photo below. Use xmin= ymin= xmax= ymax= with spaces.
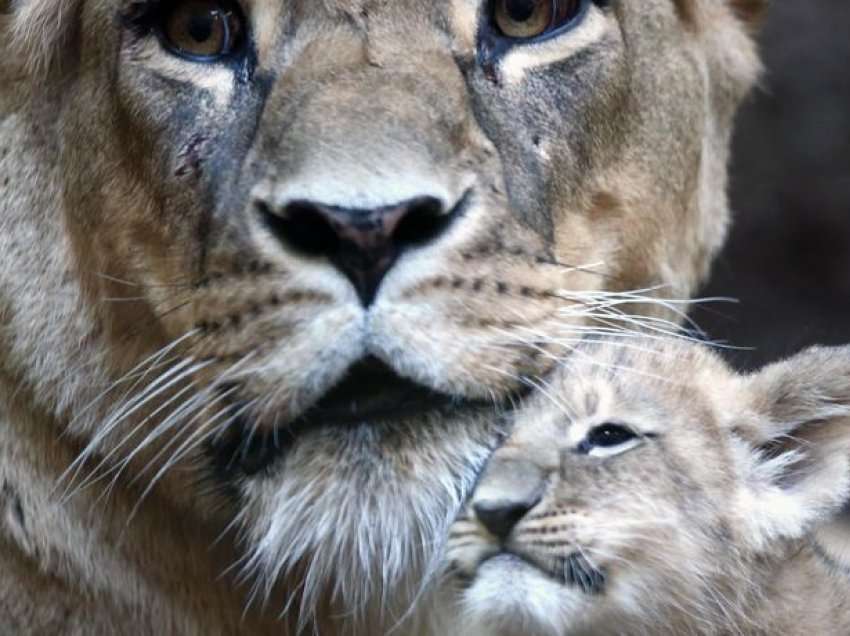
xmin=446 ymin=339 xmax=850 ymax=636
xmin=1 ymin=0 xmax=762 ymax=622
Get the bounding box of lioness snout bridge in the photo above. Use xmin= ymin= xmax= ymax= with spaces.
xmin=245 ymin=27 xmax=482 ymax=303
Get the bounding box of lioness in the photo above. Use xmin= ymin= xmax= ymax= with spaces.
xmin=441 ymin=338 xmax=850 ymax=636
xmin=0 ymin=0 xmax=764 ymax=633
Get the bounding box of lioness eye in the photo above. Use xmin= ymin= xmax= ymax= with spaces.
xmin=493 ymin=0 xmax=583 ymax=40
xmin=162 ymin=0 xmax=244 ymax=61
xmin=585 ymin=423 xmax=637 ymax=449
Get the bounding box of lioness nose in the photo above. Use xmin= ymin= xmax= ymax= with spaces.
xmin=473 ymin=495 xmax=540 ymax=541
xmin=258 ymin=196 xmax=453 ymax=306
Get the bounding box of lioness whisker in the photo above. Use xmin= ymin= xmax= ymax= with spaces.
xmin=62 ymin=362 xmax=211 ymax=504
xmin=128 ymin=397 xmax=258 ymax=524
xmin=96 ymin=271 xmax=198 ymax=290
xmin=57 ymin=356 xmax=201 ymax=501
xmin=87 ymin=380 xmax=206 ymax=506
xmin=127 ymin=391 xmax=237 ymax=499
xmin=126 ymin=355 xmax=259 ymax=491
xmin=489 ymin=338 xmax=688 ymax=392
xmin=58 ymin=330 xmax=199 ymax=440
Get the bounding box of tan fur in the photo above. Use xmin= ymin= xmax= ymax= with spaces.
xmin=729 ymin=0 xmax=769 ymax=30
xmin=1 ymin=1 xmax=763 ymax=633
xmin=441 ymin=338 xmax=850 ymax=636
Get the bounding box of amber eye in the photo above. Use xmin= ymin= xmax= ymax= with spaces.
xmin=493 ymin=0 xmax=583 ymax=40
xmin=162 ymin=0 xmax=245 ymax=61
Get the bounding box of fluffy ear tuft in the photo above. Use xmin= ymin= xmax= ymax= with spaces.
xmin=745 ymin=346 xmax=850 ymax=439
xmin=733 ymin=346 xmax=850 ymax=550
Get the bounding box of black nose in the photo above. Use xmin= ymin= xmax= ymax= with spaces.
xmin=258 ymin=195 xmax=455 ymax=306
xmin=473 ymin=496 xmax=540 ymax=541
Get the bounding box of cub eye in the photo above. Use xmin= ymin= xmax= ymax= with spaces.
xmin=492 ymin=0 xmax=583 ymax=40
xmin=586 ymin=423 xmax=637 ymax=448
xmin=161 ymin=0 xmax=245 ymax=61
xmin=576 ymin=423 xmax=645 ymax=458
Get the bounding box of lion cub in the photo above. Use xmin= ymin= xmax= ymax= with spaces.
xmin=436 ymin=338 xmax=850 ymax=636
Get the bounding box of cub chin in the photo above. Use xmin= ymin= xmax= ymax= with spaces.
xmin=435 ymin=337 xmax=850 ymax=636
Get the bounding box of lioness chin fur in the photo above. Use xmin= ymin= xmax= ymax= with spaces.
xmin=1 ymin=0 xmax=765 ymax=633
xmin=440 ymin=338 xmax=850 ymax=636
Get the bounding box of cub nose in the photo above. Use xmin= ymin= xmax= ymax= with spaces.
xmin=473 ymin=495 xmax=540 ymax=541
xmin=258 ymin=195 xmax=454 ymax=306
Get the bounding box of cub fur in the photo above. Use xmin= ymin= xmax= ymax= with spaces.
xmin=1 ymin=0 xmax=763 ymax=633
xmin=441 ymin=337 xmax=850 ymax=636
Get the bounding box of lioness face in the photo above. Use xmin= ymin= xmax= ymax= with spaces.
xmin=2 ymin=0 xmax=761 ymax=621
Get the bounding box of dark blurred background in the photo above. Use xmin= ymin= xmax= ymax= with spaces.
xmin=695 ymin=2 xmax=850 ymax=370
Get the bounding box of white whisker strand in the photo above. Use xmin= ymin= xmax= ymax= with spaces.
xmin=57 ymin=355 xmax=200 ymax=501
xmin=59 ymin=329 xmax=198 ymax=441
xmin=90 ymin=380 xmax=206 ymax=507
xmin=127 ymin=398 xmax=258 ymax=523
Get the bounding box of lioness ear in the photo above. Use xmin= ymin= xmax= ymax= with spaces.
xmin=734 ymin=346 xmax=850 ymax=549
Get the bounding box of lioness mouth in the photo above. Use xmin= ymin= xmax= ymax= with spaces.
xmin=296 ymin=356 xmax=456 ymax=426
xmin=210 ymin=357 xmax=473 ymax=478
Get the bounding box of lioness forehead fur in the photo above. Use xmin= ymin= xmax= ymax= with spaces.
xmin=441 ymin=338 xmax=850 ymax=636
xmin=1 ymin=1 xmax=763 ymax=633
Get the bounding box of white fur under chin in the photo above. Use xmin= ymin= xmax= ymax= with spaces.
xmin=457 ymin=556 xmax=585 ymax=636
xmin=236 ymin=410 xmax=499 ymax=630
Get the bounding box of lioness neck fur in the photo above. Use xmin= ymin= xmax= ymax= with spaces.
xmin=440 ymin=338 xmax=850 ymax=636
xmin=2 ymin=1 xmax=765 ymax=633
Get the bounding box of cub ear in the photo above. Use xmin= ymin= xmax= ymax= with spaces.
xmin=729 ymin=0 xmax=769 ymax=31
xmin=733 ymin=346 xmax=850 ymax=549
xmin=746 ymin=346 xmax=850 ymax=437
